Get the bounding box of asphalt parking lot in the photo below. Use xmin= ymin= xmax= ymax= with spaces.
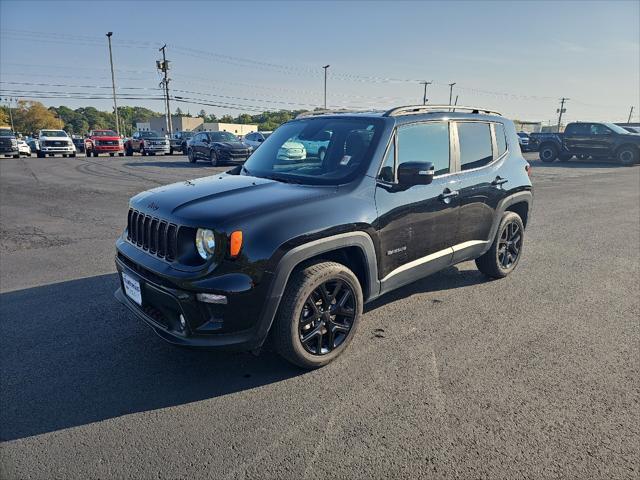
xmin=1 ymin=152 xmax=638 ymax=479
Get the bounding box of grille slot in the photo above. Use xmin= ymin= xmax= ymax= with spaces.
xmin=126 ymin=209 xmax=178 ymax=261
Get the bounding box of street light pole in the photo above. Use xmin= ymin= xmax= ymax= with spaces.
xmin=420 ymin=81 xmax=432 ymax=105
xmin=106 ymin=32 xmax=120 ymax=136
xmin=448 ymin=82 xmax=456 ymax=107
xmin=322 ymin=65 xmax=330 ymax=109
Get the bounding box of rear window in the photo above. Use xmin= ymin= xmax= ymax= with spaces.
xmin=457 ymin=122 xmax=493 ymax=171
xmin=495 ymin=123 xmax=507 ymax=157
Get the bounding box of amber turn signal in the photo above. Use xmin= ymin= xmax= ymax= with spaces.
xmin=230 ymin=231 xmax=243 ymax=258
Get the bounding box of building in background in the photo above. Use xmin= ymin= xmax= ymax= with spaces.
xmin=193 ymin=122 xmax=258 ymax=136
xmin=513 ymin=120 xmax=543 ymax=133
xmin=135 ymin=122 xmax=151 ymax=132
xmin=149 ymin=116 xmax=204 ymax=134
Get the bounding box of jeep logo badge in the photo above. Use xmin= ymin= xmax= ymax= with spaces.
xmin=147 ymin=201 xmax=160 ymax=211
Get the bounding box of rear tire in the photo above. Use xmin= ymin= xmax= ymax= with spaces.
xmin=37 ymin=151 xmax=45 ymax=158
xmin=274 ymin=261 xmax=363 ymax=369
xmin=13 ymin=154 xmax=20 ymax=158
xmin=475 ymin=211 xmax=525 ymax=279
xmin=616 ymin=146 xmax=638 ymax=166
xmin=210 ymin=150 xmax=218 ymax=166
xmin=539 ymin=144 xmax=558 ymax=162
xmin=93 ymin=151 xmax=99 ymax=157
xmin=187 ymin=148 xmax=196 ymax=163
xmin=126 ymin=146 xmax=133 ymax=156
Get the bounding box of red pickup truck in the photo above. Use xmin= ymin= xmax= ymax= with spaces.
xmin=85 ymin=130 xmax=124 ymax=157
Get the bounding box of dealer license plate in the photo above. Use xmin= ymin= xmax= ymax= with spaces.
xmin=122 ymin=271 xmax=142 ymax=306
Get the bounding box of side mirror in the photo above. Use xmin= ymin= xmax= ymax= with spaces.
xmin=397 ymin=162 xmax=435 ymax=186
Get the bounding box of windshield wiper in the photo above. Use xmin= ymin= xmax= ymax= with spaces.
xmin=264 ymin=174 xmax=303 ymax=184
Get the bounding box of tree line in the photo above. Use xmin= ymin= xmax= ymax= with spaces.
xmin=0 ymin=101 xmax=306 ymax=136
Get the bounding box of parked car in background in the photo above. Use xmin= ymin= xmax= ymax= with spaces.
xmin=115 ymin=105 xmax=533 ymax=368
xmin=295 ymin=130 xmax=331 ymax=160
xmin=125 ymin=131 xmax=170 ymax=156
xmin=37 ymin=129 xmax=76 ymax=158
xmin=169 ymin=131 xmax=194 ymax=155
xmin=276 ymin=140 xmax=307 ymax=161
xmin=71 ymin=135 xmax=85 ymax=153
xmin=18 ymin=139 xmax=31 ymax=156
xmin=0 ymin=127 xmax=20 ymax=158
xmin=26 ymin=137 xmax=39 ymax=153
xmin=187 ymin=131 xmax=251 ymax=166
xmin=536 ymin=122 xmax=640 ymax=165
xmin=85 ymin=130 xmax=124 ymax=157
xmin=517 ymin=132 xmax=532 ymax=152
xmin=621 ymin=126 xmax=640 ymax=134
xmin=243 ymin=131 xmax=272 ymax=149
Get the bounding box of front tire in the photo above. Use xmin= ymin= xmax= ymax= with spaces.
xmin=187 ymin=148 xmax=196 ymax=163
xmin=475 ymin=211 xmax=525 ymax=279
xmin=93 ymin=151 xmax=99 ymax=157
xmin=37 ymin=151 xmax=45 ymax=158
xmin=210 ymin=150 xmax=218 ymax=166
xmin=539 ymin=144 xmax=558 ymax=162
xmin=274 ymin=261 xmax=363 ymax=369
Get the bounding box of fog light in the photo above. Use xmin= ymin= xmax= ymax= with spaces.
xmin=196 ymin=293 xmax=228 ymax=305
xmin=179 ymin=314 xmax=186 ymax=329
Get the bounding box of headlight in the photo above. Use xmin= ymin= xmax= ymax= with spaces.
xmin=195 ymin=228 xmax=216 ymax=260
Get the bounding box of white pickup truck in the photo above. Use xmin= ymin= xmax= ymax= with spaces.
xmin=37 ymin=129 xmax=76 ymax=158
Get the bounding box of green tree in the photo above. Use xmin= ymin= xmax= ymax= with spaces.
xmin=14 ymin=101 xmax=64 ymax=134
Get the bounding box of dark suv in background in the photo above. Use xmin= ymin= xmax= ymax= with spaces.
xmin=187 ymin=131 xmax=251 ymax=166
xmin=115 ymin=105 xmax=533 ymax=368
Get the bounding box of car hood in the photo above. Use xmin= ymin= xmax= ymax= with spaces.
xmin=130 ymin=173 xmax=334 ymax=227
xmin=39 ymin=136 xmax=70 ymax=141
xmin=212 ymin=141 xmax=246 ymax=149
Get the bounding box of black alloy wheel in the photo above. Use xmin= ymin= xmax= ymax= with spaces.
xmin=497 ymin=220 xmax=523 ymax=269
xmin=539 ymin=145 xmax=557 ymax=162
xmin=210 ymin=150 xmax=218 ymax=166
xmin=187 ymin=148 xmax=196 ymax=163
xmin=299 ymin=279 xmax=356 ymax=356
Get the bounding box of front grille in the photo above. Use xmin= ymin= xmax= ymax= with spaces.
xmin=219 ymin=149 xmax=249 ymax=161
xmin=127 ymin=209 xmax=178 ymax=261
xmin=96 ymin=140 xmax=118 ymax=146
xmin=44 ymin=140 xmax=68 ymax=147
xmin=0 ymin=138 xmax=11 ymax=146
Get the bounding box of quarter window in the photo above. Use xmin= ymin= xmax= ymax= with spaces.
xmin=397 ymin=122 xmax=450 ymax=176
xmin=457 ymin=122 xmax=493 ymax=171
xmin=495 ymin=123 xmax=507 ymax=157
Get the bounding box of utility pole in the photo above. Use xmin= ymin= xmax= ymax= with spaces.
xmin=4 ymin=97 xmax=15 ymax=132
xmin=322 ymin=65 xmax=330 ymax=109
xmin=628 ymin=105 xmax=634 ymax=123
xmin=420 ymin=81 xmax=432 ymax=105
xmin=448 ymin=82 xmax=456 ymax=107
xmin=105 ymin=32 xmax=120 ymax=137
xmin=158 ymin=45 xmax=173 ymax=137
xmin=453 ymin=95 xmax=459 ymax=112
xmin=557 ymin=97 xmax=569 ymax=132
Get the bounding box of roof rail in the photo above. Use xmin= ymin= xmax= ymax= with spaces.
xmin=295 ymin=109 xmax=371 ymax=119
xmin=383 ymin=105 xmax=502 ymax=117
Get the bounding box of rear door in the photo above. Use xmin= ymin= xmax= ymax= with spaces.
xmin=563 ymin=123 xmax=590 ymax=153
xmin=450 ymin=121 xmax=502 ymax=261
xmin=374 ymin=121 xmax=458 ymax=285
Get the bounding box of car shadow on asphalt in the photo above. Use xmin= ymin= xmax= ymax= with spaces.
xmin=0 ymin=266 xmax=485 ymax=442
xmin=0 ymin=273 xmax=302 ymax=442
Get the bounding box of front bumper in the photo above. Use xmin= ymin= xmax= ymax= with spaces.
xmin=41 ymin=146 xmax=75 ymax=154
xmin=114 ymin=243 xmax=273 ymax=351
xmin=94 ymin=145 xmax=123 ymax=153
xmin=144 ymin=144 xmax=170 ymax=153
xmin=1 ymin=146 xmax=19 ymax=156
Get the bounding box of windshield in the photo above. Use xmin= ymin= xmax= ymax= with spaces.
xmin=210 ymin=131 xmax=239 ymax=142
xmin=603 ymin=123 xmax=634 ymax=135
xmin=93 ymin=130 xmax=118 ymax=137
xmin=41 ymin=130 xmax=68 ymax=137
xmin=517 ymin=132 xmax=529 ymax=138
xmin=0 ymin=129 xmax=14 ymax=137
xmin=140 ymin=131 xmax=162 ymax=138
xmin=241 ymin=117 xmax=383 ymax=185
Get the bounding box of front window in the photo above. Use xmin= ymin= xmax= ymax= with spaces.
xmin=210 ymin=131 xmax=239 ymax=142
xmin=93 ymin=130 xmax=117 ymax=137
xmin=242 ymin=118 xmax=383 ymax=185
xmin=139 ymin=131 xmax=162 ymax=138
xmin=601 ymin=123 xmax=630 ymax=135
xmin=41 ymin=130 xmax=68 ymax=137
xmin=397 ymin=122 xmax=450 ymax=176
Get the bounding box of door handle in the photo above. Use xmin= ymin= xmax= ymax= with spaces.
xmin=439 ymin=188 xmax=459 ymax=203
xmin=491 ymin=176 xmax=508 ymax=186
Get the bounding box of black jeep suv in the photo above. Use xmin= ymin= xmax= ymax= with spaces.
xmin=115 ymin=105 xmax=533 ymax=368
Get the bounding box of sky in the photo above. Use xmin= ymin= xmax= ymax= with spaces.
xmin=1 ymin=0 xmax=639 ymax=125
